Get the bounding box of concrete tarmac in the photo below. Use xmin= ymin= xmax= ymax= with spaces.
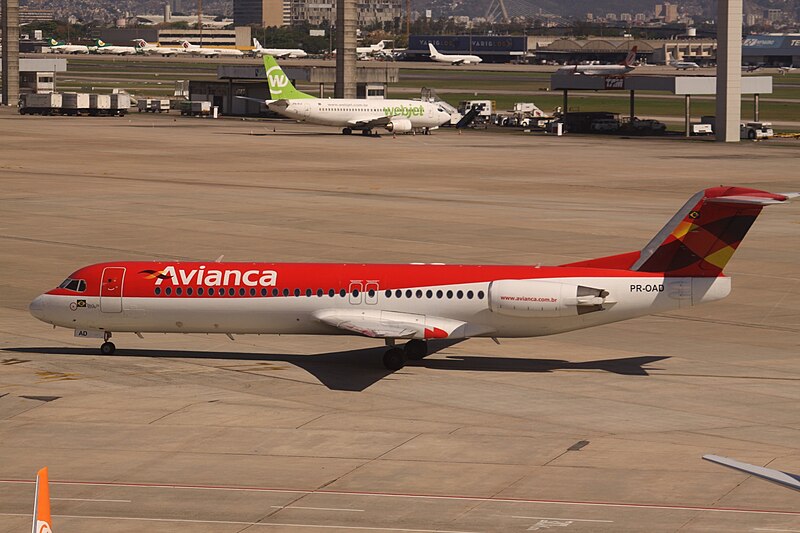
xmin=0 ymin=109 xmax=798 ymax=532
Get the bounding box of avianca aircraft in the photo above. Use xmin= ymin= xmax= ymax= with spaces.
xmin=428 ymin=43 xmax=482 ymax=65
xmin=32 ymin=467 xmax=53 ymax=533
xmin=246 ymin=55 xmax=452 ymax=135
xmin=29 ymin=187 xmax=796 ymax=371
xmin=559 ymin=46 xmax=638 ymax=76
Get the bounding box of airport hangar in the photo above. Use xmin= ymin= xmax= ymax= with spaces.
xmin=188 ymin=63 xmax=399 ymax=115
xmin=742 ymin=33 xmax=800 ymax=66
xmin=535 ymin=38 xmax=717 ymax=66
xmin=552 ymin=73 xmax=773 ymax=136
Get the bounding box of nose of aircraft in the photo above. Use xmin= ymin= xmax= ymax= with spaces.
xmin=29 ymin=294 xmax=47 ymax=322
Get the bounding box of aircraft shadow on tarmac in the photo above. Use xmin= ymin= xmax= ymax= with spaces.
xmin=5 ymin=345 xmax=669 ymax=392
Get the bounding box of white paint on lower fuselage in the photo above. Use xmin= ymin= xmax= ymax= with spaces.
xmin=34 ymin=277 xmax=731 ymax=339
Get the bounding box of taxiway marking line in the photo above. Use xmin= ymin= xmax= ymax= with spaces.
xmin=0 ymin=513 xmax=476 ymax=532
xmin=510 ymin=515 xmax=614 ymax=523
xmin=271 ymin=505 xmax=364 ymax=512
xmin=52 ymin=497 xmax=131 ymax=503
xmin=1 ymin=479 xmax=799 ymax=517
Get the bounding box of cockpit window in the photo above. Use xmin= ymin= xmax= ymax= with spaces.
xmin=59 ymin=278 xmax=86 ymax=292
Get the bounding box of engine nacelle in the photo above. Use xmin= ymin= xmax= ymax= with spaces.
xmin=488 ymin=279 xmax=609 ymax=318
xmin=385 ymin=118 xmax=413 ymax=133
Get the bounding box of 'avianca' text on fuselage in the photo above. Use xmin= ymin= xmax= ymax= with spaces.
xmin=146 ymin=265 xmax=278 ymax=287
xmin=29 ymin=187 xmax=798 ymax=371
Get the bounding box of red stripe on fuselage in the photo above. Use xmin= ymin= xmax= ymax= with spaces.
xmin=46 ymin=261 xmax=665 ymax=298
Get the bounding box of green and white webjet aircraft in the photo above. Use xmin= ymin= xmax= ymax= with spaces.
xmin=244 ymin=55 xmax=454 ymax=136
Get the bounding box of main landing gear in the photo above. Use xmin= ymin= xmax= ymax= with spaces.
xmin=100 ymin=332 xmax=115 ymax=355
xmin=342 ymin=127 xmax=352 ymax=135
xmin=382 ymin=340 xmax=429 ymax=371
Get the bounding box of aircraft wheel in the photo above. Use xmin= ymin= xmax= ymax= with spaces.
xmin=361 ymin=129 xmax=371 ymax=136
xmin=100 ymin=341 xmax=116 ymax=355
xmin=383 ymin=348 xmax=406 ymax=371
xmin=404 ymin=339 xmax=428 ymax=360
xmin=342 ymin=127 xmax=352 ymax=135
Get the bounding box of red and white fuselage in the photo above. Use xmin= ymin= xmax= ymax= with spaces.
xmin=29 ymin=187 xmax=796 ymax=369
xmin=30 ymin=262 xmax=729 ymax=338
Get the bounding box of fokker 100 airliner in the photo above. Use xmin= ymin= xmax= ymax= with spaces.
xmin=30 ymin=187 xmax=796 ymax=370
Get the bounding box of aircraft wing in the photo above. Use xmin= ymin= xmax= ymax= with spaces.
xmin=235 ymin=96 xmax=281 ymax=107
xmin=347 ymin=116 xmax=392 ymax=129
xmin=313 ymin=309 xmax=494 ymax=340
xmin=703 ymin=455 xmax=800 ymax=492
xmin=451 ymin=59 xmax=466 ymax=66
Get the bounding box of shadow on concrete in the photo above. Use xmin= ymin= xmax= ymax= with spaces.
xmin=4 ymin=346 xmax=667 ymax=391
xmin=420 ymin=354 xmax=669 ymax=376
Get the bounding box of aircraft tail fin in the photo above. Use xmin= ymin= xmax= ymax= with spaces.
xmin=428 ymin=43 xmax=438 ymax=55
xmin=262 ymin=55 xmax=314 ymax=99
xmin=32 ymin=467 xmax=53 ymax=533
xmin=253 ymin=38 xmax=262 ymax=50
xmin=562 ymin=187 xmax=798 ymax=276
xmin=622 ymin=46 xmax=638 ymax=66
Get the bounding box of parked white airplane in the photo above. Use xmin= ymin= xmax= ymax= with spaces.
xmin=29 ymin=187 xmax=797 ymax=371
xmin=180 ymin=40 xmax=244 ymax=58
xmin=667 ymin=52 xmax=699 ymax=70
xmin=47 ymin=38 xmax=89 ymax=54
xmin=428 ymin=43 xmax=482 ymax=65
xmin=240 ymin=55 xmax=452 ymax=135
xmin=358 ymin=40 xmax=389 ymax=55
xmin=558 ymin=47 xmax=638 ymax=76
xmin=252 ymin=38 xmax=307 ymax=59
xmin=92 ymin=39 xmax=137 ymax=55
xmin=333 ymin=40 xmax=391 ymax=59
xmin=778 ymin=65 xmax=796 ymax=75
xmin=133 ymin=39 xmax=185 ymax=56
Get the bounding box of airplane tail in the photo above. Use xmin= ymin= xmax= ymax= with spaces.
xmin=253 ymin=38 xmax=262 ymax=50
xmin=262 ymin=55 xmax=315 ymax=99
xmin=428 ymin=43 xmax=438 ymax=56
xmin=96 ymin=39 xmax=106 ymax=47
xmin=562 ymin=186 xmax=798 ymax=277
xmin=621 ymin=46 xmax=638 ymax=66
xmin=32 ymin=467 xmax=53 ymax=533
xmin=48 ymin=38 xmax=61 ymax=46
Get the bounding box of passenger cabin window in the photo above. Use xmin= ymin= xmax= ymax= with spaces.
xmin=59 ymin=278 xmax=86 ymax=292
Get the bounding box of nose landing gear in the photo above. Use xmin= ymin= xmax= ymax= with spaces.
xmin=100 ymin=332 xmax=115 ymax=355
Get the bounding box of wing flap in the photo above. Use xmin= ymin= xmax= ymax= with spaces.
xmin=313 ymin=309 xmax=493 ymax=340
xmin=348 ymin=116 xmax=392 ymax=128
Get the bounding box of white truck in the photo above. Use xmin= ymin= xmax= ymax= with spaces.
xmin=138 ymin=99 xmax=170 ymax=113
xmin=741 ymin=121 xmax=774 ymax=140
xmin=61 ymin=93 xmax=90 ymax=116
xmin=110 ymin=93 xmax=131 ymax=116
xmin=88 ymin=94 xmax=112 ymax=116
xmin=457 ymin=100 xmax=494 ymax=127
xmin=19 ymin=93 xmax=62 ymax=115
xmin=699 ymin=116 xmax=774 ymax=140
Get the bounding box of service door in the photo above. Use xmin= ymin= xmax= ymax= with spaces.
xmin=100 ymin=266 xmax=125 ymax=313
